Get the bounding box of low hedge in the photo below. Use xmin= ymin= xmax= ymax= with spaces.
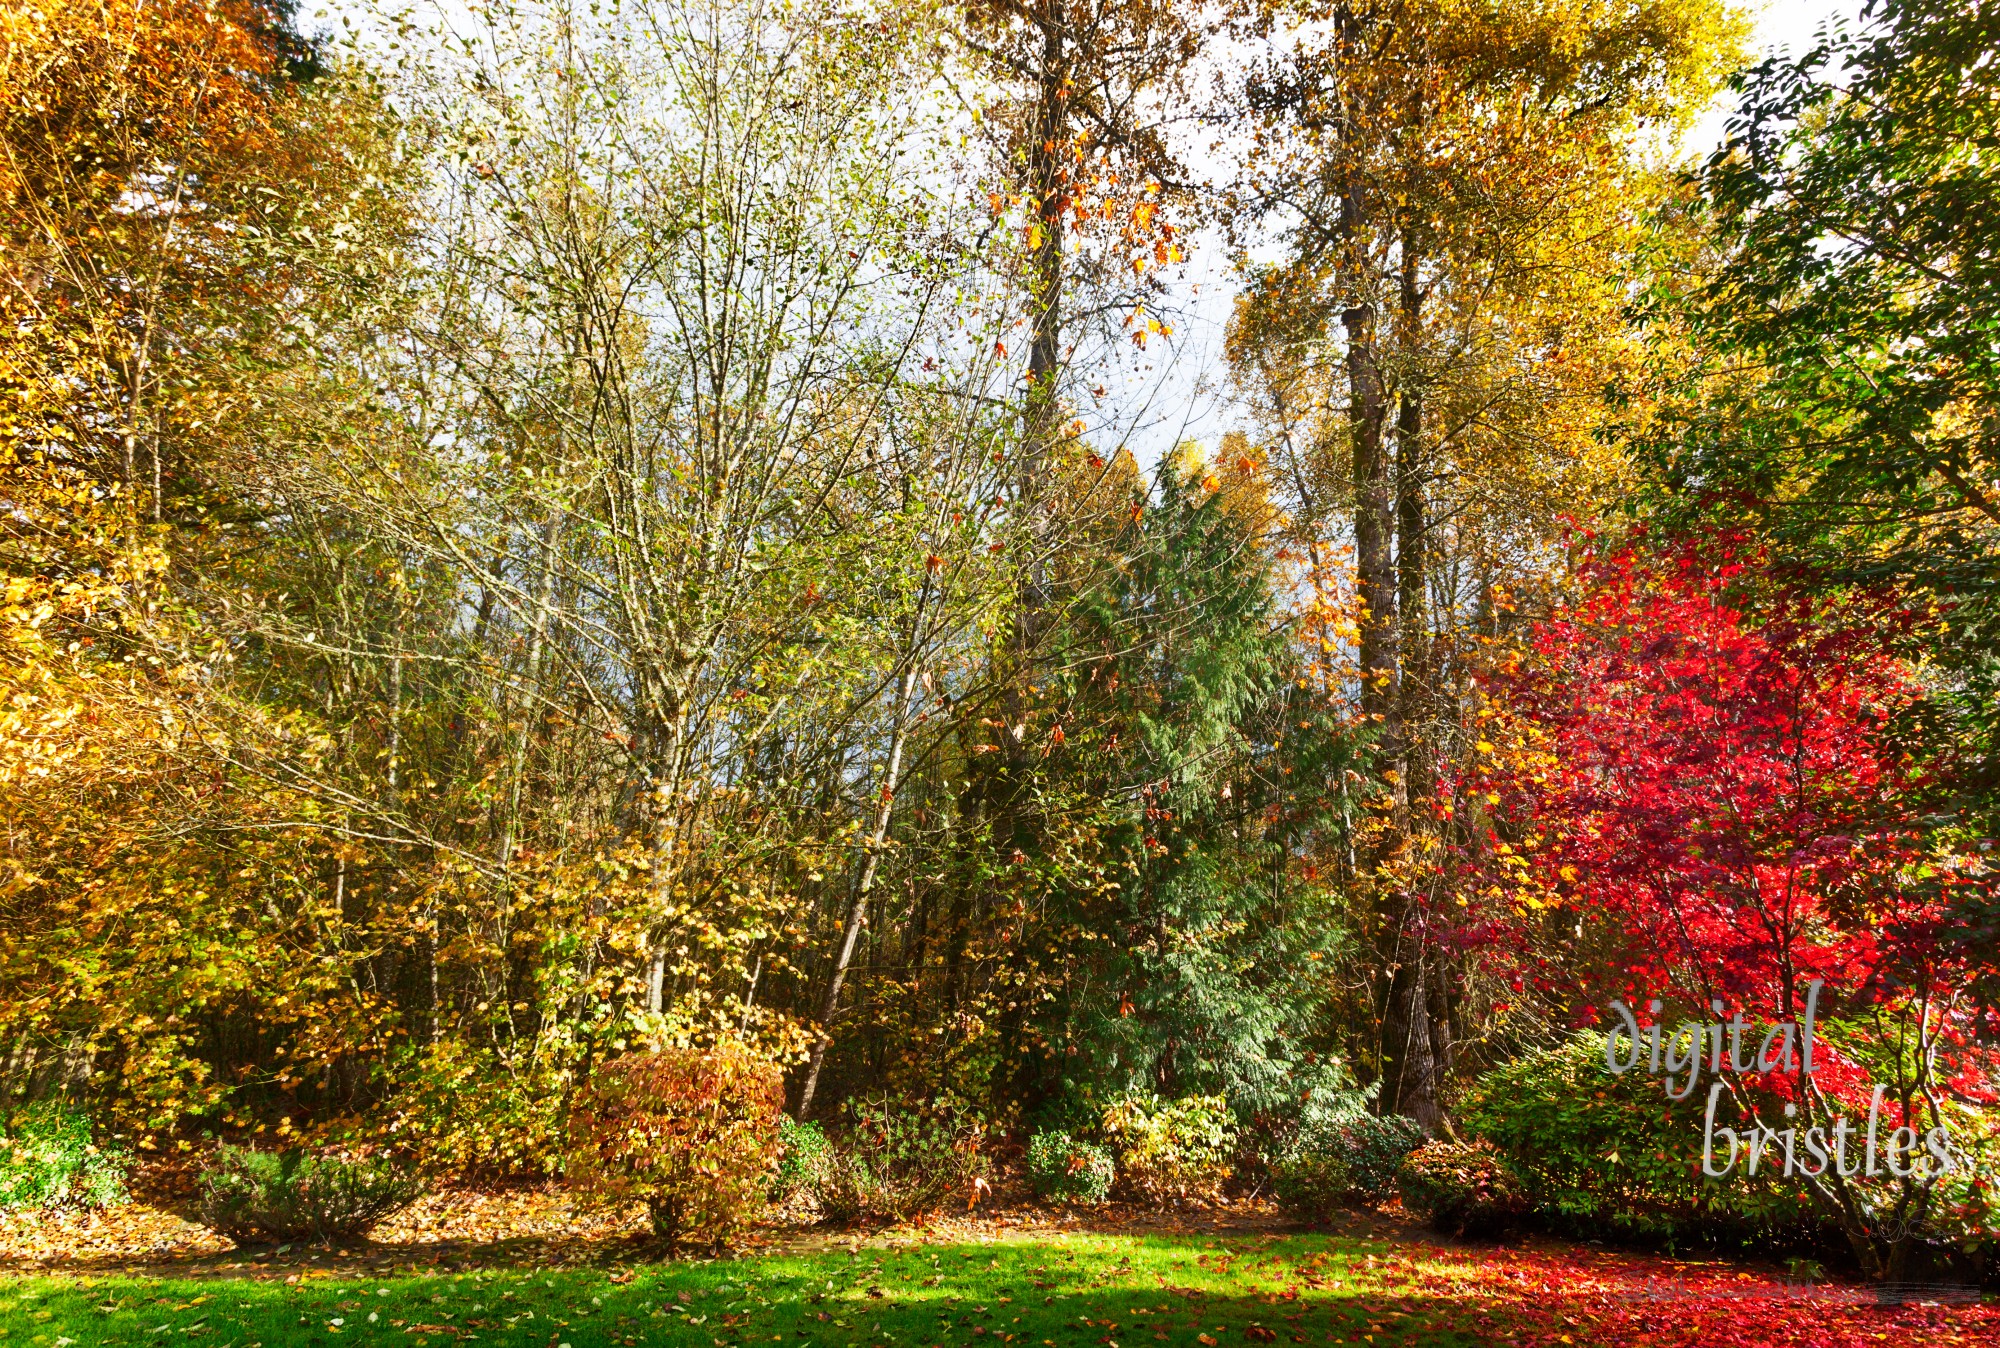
xmin=196 ymin=1147 xmax=424 ymax=1245
xmin=1102 ymin=1094 xmax=1235 ymax=1204
xmin=1026 ymin=1130 xmax=1115 ymax=1205
xmin=1461 ymin=1034 xmax=1822 ymax=1245
xmin=1271 ymin=1113 xmax=1425 ymax=1219
xmin=1395 ymin=1139 xmax=1527 ymax=1238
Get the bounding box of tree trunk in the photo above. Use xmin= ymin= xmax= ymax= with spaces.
xmin=642 ymin=677 xmax=693 ymax=1015
xmin=797 ymin=666 xmax=920 ymax=1116
xmin=1379 ymin=952 xmax=1442 ymax=1133
xmin=1345 ymin=302 xmax=1397 ymax=724
xmin=993 ymin=0 xmax=1070 ymax=863
xmin=1024 ymin=0 xmax=1068 ymax=448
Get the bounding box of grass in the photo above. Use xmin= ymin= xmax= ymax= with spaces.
xmin=0 ymin=1231 xmax=1493 ymax=1348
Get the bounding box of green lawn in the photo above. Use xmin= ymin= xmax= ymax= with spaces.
xmin=0 ymin=1232 xmax=1490 ymax=1348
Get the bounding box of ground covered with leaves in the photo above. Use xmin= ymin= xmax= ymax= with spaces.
xmin=2 ymin=1202 xmax=1996 ymax=1348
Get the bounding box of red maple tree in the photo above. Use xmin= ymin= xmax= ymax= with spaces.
xmin=1471 ymin=539 xmax=1996 ymax=1277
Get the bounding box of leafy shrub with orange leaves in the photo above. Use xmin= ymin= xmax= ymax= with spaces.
xmin=1395 ymin=1139 xmax=1527 ymax=1238
xmin=566 ymin=1044 xmax=784 ymax=1253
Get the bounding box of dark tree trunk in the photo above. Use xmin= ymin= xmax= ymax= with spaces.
xmin=1345 ymin=302 xmax=1397 ymax=723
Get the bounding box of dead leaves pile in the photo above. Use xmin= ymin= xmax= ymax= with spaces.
xmin=0 ymin=1186 xmax=647 ymax=1275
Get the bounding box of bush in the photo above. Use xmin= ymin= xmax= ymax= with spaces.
xmin=1271 ymin=1112 xmax=1425 ymax=1219
xmin=772 ymin=1117 xmax=832 ymax=1203
xmin=567 ymin=1042 xmax=784 ymax=1253
xmin=1026 ymin=1130 xmax=1115 ymax=1205
xmin=1101 ymin=1094 xmax=1235 ymax=1204
xmin=1462 ymin=1034 xmax=1815 ymax=1244
xmin=0 ymin=1101 xmax=129 ymax=1210
xmin=1269 ymin=1143 xmax=1352 ymax=1220
xmin=1395 ymin=1140 xmax=1527 ymax=1237
xmin=195 ymin=1146 xmax=425 ymax=1245
xmin=809 ymin=1098 xmax=988 ymax=1223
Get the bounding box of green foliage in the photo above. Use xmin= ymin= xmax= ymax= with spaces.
xmin=1025 ymin=1130 xmax=1115 ymax=1205
xmin=195 ymin=1146 xmax=424 ymax=1245
xmin=566 ymin=1045 xmax=784 ymax=1254
xmin=1660 ymin=0 xmax=2000 ymax=609
xmin=808 ymin=1099 xmax=989 ymax=1223
xmin=1008 ymin=461 xmax=1365 ymax=1119
xmin=1329 ymin=1114 xmax=1427 ymax=1202
xmin=1932 ymin=1101 xmax=2000 ymax=1260
xmin=1462 ymin=1035 xmax=1822 ymax=1242
xmin=1269 ymin=1143 xmax=1353 ymax=1222
xmin=772 ymin=1117 xmax=833 ymax=1203
xmin=1101 ymin=1093 xmax=1235 ymax=1204
xmin=1395 ymin=1140 xmax=1527 ymax=1238
xmin=0 ymin=1100 xmax=129 ymax=1210
xmin=1272 ymin=1113 xmax=1425 ymax=1219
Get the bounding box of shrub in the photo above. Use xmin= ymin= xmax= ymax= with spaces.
xmin=1462 ymin=1034 xmax=1815 ymax=1243
xmin=195 ymin=1147 xmax=425 ymax=1245
xmin=1269 ymin=1142 xmax=1352 ymax=1220
xmin=1271 ymin=1112 xmax=1425 ymax=1219
xmin=809 ymin=1098 xmax=988 ymax=1223
xmin=1101 ymin=1094 xmax=1235 ymax=1204
xmin=1395 ymin=1140 xmax=1527 ymax=1237
xmin=772 ymin=1117 xmax=832 ymax=1203
xmin=0 ymin=1101 xmax=129 ymax=1210
xmin=1026 ymin=1130 xmax=1115 ymax=1205
xmin=1240 ymin=1079 xmax=1374 ymax=1171
xmin=567 ymin=1042 xmax=784 ymax=1253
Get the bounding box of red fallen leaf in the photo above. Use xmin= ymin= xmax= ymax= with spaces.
xmin=1198 ymin=1338 xmax=1217 ymax=1347
xmin=1245 ymin=1329 xmax=1277 ymax=1343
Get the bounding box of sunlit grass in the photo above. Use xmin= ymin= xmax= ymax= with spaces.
xmin=0 ymin=1231 xmax=1494 ymax=1348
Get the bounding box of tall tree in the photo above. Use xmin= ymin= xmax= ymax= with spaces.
xmin=955 ymin=0 xmax=1202 ymax=884
xmin=1017 ymin=449 xmax=1364 ymax=1116
xmin=0 ymin=0 xmax=413 ymax=1127
xmin=1648 ymin=0 xmax=2000 ymax=618
xmin=958 ymin=0 xmax=1199 ymax=443
xmin=1638 ymin=0 xmax=2000 ymax=1020
xmin=1226 ymin=0 xmax=1739 ymax=1128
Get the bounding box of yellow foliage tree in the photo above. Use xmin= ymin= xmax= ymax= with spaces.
xmin=1224 ymin=0 xmax=1745 ymax=1127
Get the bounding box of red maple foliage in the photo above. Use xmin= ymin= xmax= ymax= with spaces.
xmin=1475 ymin=543 xmax=1958 ymax=1028
xmin=1469 ymin=539 xmax=1998 ymax=1276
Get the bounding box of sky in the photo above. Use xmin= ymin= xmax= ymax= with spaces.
xmin=314 ymin=0 xmax=1868 ymax=469
xmin=1117 ymin=0 xmax=1866 ymax=469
